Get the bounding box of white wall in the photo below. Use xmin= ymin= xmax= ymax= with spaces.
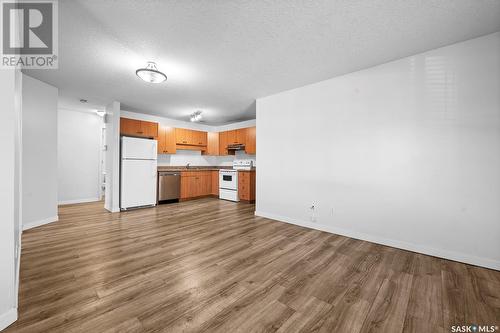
xmin=58 ymin=109 xmax=103 ymax=204
xmin=0 ymin=70 xmax=20 ymax=330
xmin=256 ymin=32 xmax=500 ymax=270
xmin=22 ymin=74 xmax=58 ymax=230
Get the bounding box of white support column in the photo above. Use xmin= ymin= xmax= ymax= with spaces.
xmin=104 ymin=101 xmax=121 ymax=212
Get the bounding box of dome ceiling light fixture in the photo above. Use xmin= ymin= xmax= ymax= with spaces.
xmin=190 ymin=110 xmax=202 ymax=122
xmin=136 ymin=61 xmax=167 ymax=83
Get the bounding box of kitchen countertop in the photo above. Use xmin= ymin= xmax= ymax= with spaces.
xmin=157 ymin=166 xmax=230 ymax=172
xmin=157 ymin=166 xmax=255 ymax=172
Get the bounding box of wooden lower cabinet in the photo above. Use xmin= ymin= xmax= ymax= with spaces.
xmin=211 ymin=171 xmax=219 ymax=196
xmin=180 ymin=171 xmax=214 ymax=199
xmin=238 ymin=170 xmax=256 ymax=202
xmin=180 ymin=170 xmax=254 ymax=201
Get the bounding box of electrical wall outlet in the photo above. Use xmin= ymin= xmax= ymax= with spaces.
xmin=310 ymin=204 xmax=316 ymax=222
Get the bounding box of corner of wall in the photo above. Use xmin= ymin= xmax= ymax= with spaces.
xmin=22 ymin=215 xmax=59 ymax=231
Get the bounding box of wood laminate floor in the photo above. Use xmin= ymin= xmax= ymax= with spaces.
xmin=5 ymin=198 xmax=500 ymax=333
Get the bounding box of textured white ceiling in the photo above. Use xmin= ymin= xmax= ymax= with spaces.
xmin=25 ymin=0 xmax=500 ymax=124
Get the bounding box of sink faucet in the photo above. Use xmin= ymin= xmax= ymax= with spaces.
xmin=186 ymin=163 xmax=190 ymax=169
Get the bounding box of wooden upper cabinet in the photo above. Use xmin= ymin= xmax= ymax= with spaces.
xmin=158 ymin=126 xmax=166 ymax=153
xmin=220 ymin=128 xmax=248 ymax=146
xmin=216 ymin=127 xmax=255 ymax=155
xmin=120 ymin=117 xmax=139 ymax=136
xmin=157 ymin=125 xmax=176 ymax=154
xmin=120 ymin=117 xmax=158 ymax=138
xmin=191 ymin=131 xmax=200 ymax=145
xmin=175 ymin=128 xmax=191 ymax=145
xmin=225 ymin=130 xmax=238 ymax=145
xmin=176 ymin=128 xmax=207 ymax=146
xmin=206 ymin=132 xmax=219 ymax=156
xmin=140 ymin=121 xmax=158 ymax=138
xmin=219 ymin=131 xmax=228 ymax=155
xmin=192 ymin=130 xmax=207 ymax=146
xmin=245 ymin=126 xmax=256 ymax=154
xmin=236 ymin=128 xmax=247 ymax=145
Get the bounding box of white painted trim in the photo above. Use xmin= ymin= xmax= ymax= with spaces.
xmin=14 ymin=69 xmax=23 ymax=309
xmin=58 ymin=197 xmax=100 ymax=206
xmin=215 ymin=119 xmax=256 ymax=132
xmin=255 ymin=211 xmax=500 ymax=271
xmin=14 ymin=240 xmax=21 ymax=309
xmin=22 ymin=215 xmax=59 ymax=231
xmin=0 ymin=308 xmax=17 ymax=331
xmin=58 ymin=107 xmax=100 ymax=115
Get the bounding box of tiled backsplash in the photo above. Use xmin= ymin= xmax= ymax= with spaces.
xmin=157 ymin=150 xmax=256 ymax=167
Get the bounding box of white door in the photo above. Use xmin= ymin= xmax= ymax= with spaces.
xmin=122 ymin=137 xmax=157 ymax=160
xmin=121 ymin=159 xmax=157 ymax=209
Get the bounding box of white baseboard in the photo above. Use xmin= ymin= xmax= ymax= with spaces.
xmin=23 ymin=215 xmax=59 ymax=231
xmin=58 ymin=197 xmax=100 ymax=205
xmin=104 ymin=201 xmax=120 ymax=213
xmin=255 ymin=210 xmax=500 ymax=271
xmin=0 ymin=308 xmax=17 ymax=331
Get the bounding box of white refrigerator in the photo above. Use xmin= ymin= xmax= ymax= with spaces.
xmin=120 ymin=136 xmax=157 ymax=210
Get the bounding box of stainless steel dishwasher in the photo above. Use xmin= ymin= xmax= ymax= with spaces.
xmin=158 ymin=172 xmax=180 ymax=202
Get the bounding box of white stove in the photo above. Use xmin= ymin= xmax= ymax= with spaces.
xmin=218 ymin=160 xmax=254 ymax=202
xmin=219 ymin=169 xmax=238 ymax=201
